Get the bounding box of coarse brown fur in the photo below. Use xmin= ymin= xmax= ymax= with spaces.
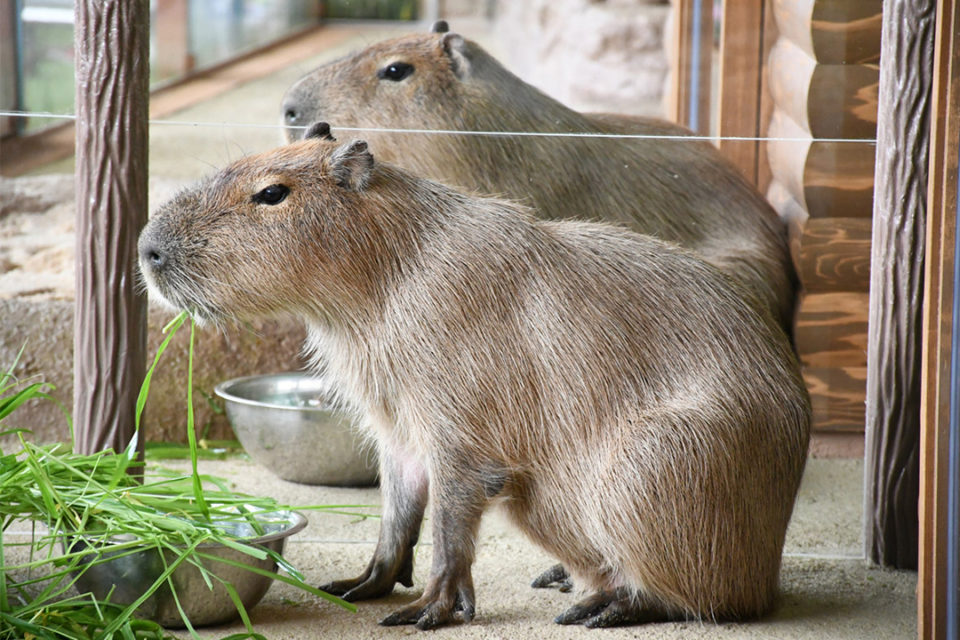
xmin=138 ymin=129 xmax=811 ymax=630
xmin=281 ymin=24 xmax=797 ymax=331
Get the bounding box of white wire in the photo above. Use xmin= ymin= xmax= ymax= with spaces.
xmin=0 ymin=110 xmax=877 ymax=145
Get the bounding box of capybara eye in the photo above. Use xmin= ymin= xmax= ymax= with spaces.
xmin=284 ymin=109 xmax=298 ymax=124
xmin=378 ymin=62 xmax=414 ymax=82
xmin=252 ymin=184 xmax=289 ymax=205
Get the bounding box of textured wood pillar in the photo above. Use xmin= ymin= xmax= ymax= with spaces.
xmin=864 ymin=0 xmax=936 ymax=569
xmin=73 ymin=0 xmax=149 ymax=455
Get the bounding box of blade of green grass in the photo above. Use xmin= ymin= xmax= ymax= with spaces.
xmin=184 ymin=317 xmax=209 ymax=520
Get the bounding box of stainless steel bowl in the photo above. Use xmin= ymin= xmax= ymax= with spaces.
xmin=69 ymin=509 xmax=306 ymax=628
xmin=215 ymin=372 xmax=378 ymax=486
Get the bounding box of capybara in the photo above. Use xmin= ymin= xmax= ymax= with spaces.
xmin=138 ymin=123 xmax=810 ymax=629
xmin=281 ymin=22 xmax=797 ymax=331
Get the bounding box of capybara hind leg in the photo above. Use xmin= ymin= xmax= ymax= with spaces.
xmin=530 ymin=564 xmax=573 ymax=592
xmin=555 ymin=588 xmax=671 ymax=627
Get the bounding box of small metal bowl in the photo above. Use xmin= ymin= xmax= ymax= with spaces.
xmin=68 ymin=509 xmax=306 ymax=628
xmin=215 ymin=372 xmax=378 ymax=486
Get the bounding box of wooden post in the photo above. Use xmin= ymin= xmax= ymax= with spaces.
xmin=864 ymin=0 xmax=936 ymax=570
xmin=73 ymin=0 xmax=149 ymax=455
xmin=0 ymin=0 xmax=19 ymax=138
xmin=666 ymin=0 xmax=713 ymax=134
xmin=716 ymin=0 xmax=769 ymax=186
xmin=919 ymin=0 xmax=960 ymax=634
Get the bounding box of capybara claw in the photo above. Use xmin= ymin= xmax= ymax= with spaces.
xmin=531 ymin=564 xmax=573 ymax=592
xmin=320 ymin=574 xmax=394 ymax=602
xmin=556 ymin=589 xmax=665 ymax=627
xmin=555 ymin=591 xmax=613 ymax=625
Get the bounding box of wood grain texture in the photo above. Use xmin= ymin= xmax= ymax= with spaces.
xmin=768 ymin=38 xmax=879 ymax=139
xmin=792 ymin=217 xmax=872 ymax=292
xmin=716 ymin=0 xmax=765 ymax=183
xmin=766 ymin=109 xmax=876 ymax=218
xmin=864 ymin=0 xmax=935 ymax=571
xmin=802 ymin=365 xmax=867 ymax=432
xmin=772 ymin=0 xmax=883 ymax=64
xmin=794 ymin=292 xmax=869 ymax=368
xmin=918 ymin=0 xmax=960 ymax=634
xmin=73 ymin=0 xmax=150 ymax=455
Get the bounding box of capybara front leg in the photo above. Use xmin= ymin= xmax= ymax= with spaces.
xmin=555 ymin=588 xmax=671 ymax=627
xmin=320 ymin=445 xmax=427 ymax=601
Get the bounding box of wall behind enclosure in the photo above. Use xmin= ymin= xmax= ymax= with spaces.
xmin=491 ymin=0 xmax=670 ymax=117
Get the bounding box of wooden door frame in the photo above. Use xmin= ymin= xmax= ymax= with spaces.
xmin=920 ymin=0 xmax=960 ymax=636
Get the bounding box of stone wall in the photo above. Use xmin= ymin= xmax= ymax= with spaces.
xmin=489 ymin=0 xmax=670 ymax=117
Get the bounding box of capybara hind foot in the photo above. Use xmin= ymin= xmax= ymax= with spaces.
xmin=555 ymin=588 xmax=669 ymax=628
xmin=380 ymin=575 xmax=476 ymax=630
xmin=531 ymin=564 xmax=573 ymax=592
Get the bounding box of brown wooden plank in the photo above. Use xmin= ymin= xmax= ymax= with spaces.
xmin=768 ymin=38 xmax=879 ymax=139
xmin=918 ymin=0 xmax=960 ymax=634
xmin=772 ymin=0 xmax=883 ymax=64
xmin=794 ymin=292 xmax=869 ymax=368
xmin=808 ymin=63 xmax=879 ymax=139
xmin=766 ymin=109 xmax=876 ymax=218
xmin=666 ymin=0 xmax=714 ymax=134
xmin=792 ymin=217 xmax=872 ymax=293
xmin=804 ymin=138 xmax=877 ymax=217
xmin=755 ymin=0 xmax=778 ymax=194
xmin=716 ymin=0 xmax=765 ymax=183
xmin=802 ymin=365 xmax=867 ymax=432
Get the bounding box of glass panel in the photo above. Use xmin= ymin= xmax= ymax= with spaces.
xmin=186 ymin=0 xmax=321 ymax=71
xmin=18 ymin=0 xmax=74 ymax=133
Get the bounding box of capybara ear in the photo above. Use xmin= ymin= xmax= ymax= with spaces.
xmin=441 ymin=33 xmax=470 ymax=79
xmin=329 ymin=140 xmax=374 ymax=191
xmin=431 ymin=20 xmax=449 ymax=33
xmin=305 ymin=121 xmax=337 ymax=142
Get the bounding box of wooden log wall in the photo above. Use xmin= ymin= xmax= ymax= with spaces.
xmin=765 ymin=0 xmax=883 ymax=434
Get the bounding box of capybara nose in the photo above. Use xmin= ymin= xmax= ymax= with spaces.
xmin=282 ymin=101 xmax=304 ymax=141
xmin=139 ymin=239 xmax=167 ymax=271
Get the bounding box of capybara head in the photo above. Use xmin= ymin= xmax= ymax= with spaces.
xmin=138 ymin=123 xmax=404 ymax=324
xmin=281 ymin=21 xmax=574 ymax=144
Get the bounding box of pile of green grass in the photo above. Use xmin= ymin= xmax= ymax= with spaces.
xmin=0 ymin=312 xmax=358 ymax=639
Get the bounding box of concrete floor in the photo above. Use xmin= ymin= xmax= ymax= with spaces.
xmin=8 ymin=18 xmax=917 ymax=639
xmin=154 ymin=456 xmax=915 ymax=640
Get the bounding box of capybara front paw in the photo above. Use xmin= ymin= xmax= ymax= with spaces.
xmin=530 ymin=563 xmax=573 ymax=592
xmin=320 ymin=556 xmax=414 ymax=601
xmin=380 ymin=579 xmax=476 ymax=630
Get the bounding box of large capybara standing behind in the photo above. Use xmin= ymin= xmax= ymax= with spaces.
xmin=138 ymin=124 xmax=811 ymax=630
xmin=281 ymin=23 xmax=797 ymax=330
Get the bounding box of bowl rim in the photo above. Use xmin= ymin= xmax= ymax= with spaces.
xmin=67 ymin=509 xmax=309 ymax=550
xmin=214 ymin=372 xmax=332 ymax=413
